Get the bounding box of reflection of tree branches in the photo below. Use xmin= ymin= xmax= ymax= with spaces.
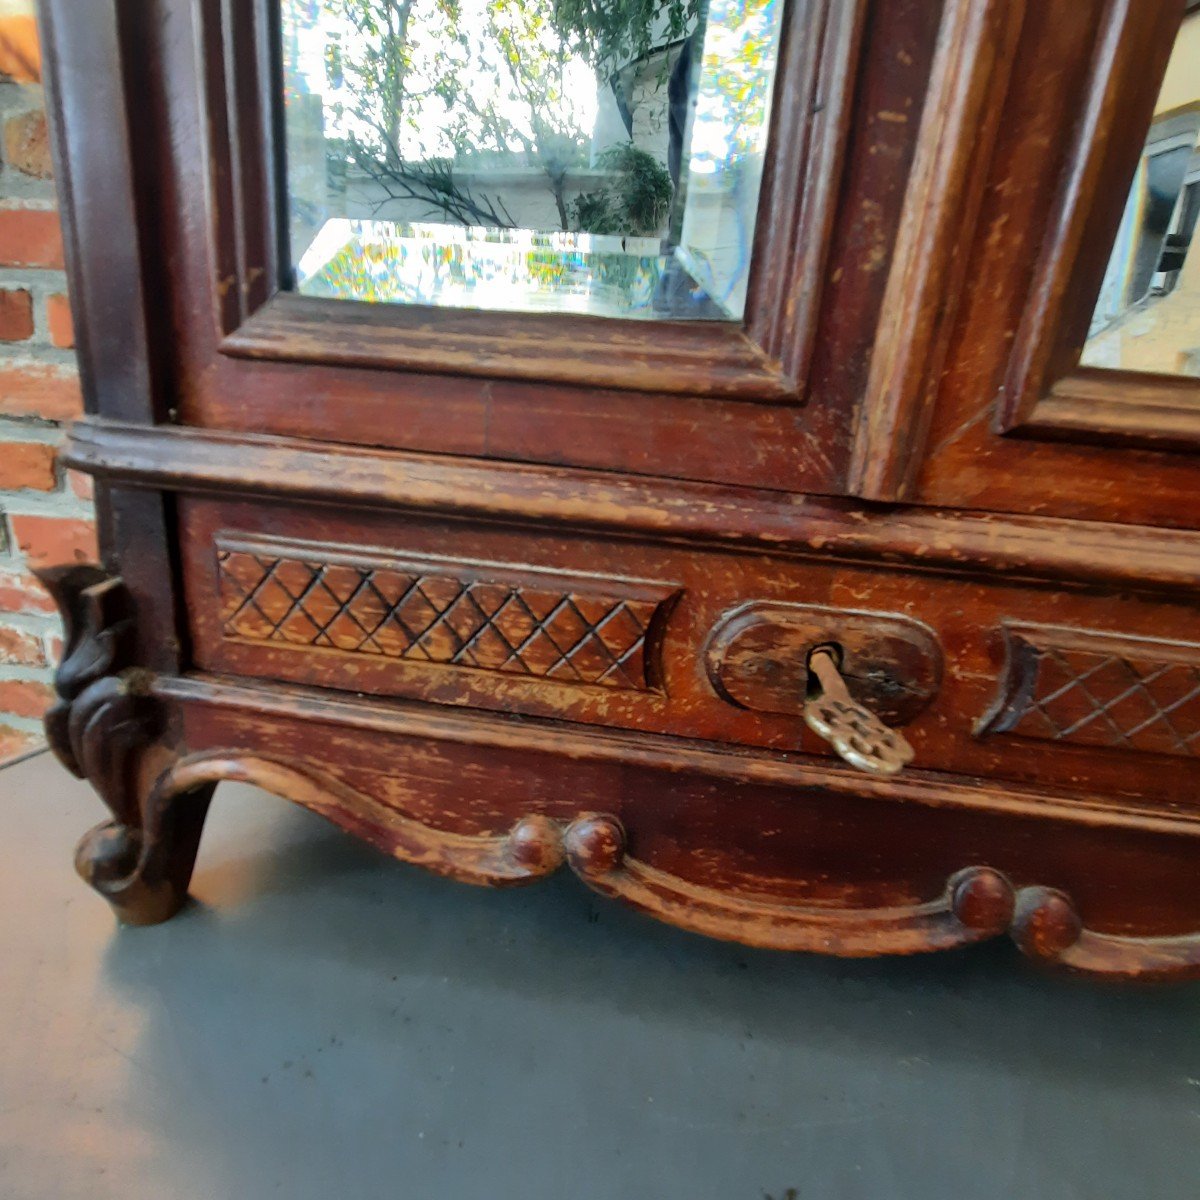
xmin=325 ymin=0 xmax=585 ymax=230
xmin=318 ymin=0 xmax=695 ymax=234
xmin=551 ymin=0 xmax=699 ymax=77
xmin=446 ymin=1 xmax=587 ymax=230
xmin=330 ymin=0 xmax=417 ymax=169
xmin=347 ymin=138 xmax=518 ymax=227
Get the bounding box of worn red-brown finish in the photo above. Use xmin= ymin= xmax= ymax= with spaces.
xmin=34 ymin=0 xmax=1200 ymax=979
xmin=914 ymin=0 xmax=1200 ymax=525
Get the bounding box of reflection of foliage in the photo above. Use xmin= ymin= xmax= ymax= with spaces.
xmin=572 ymin=190 xmax=614 ymax=235
xmin=439 ymin=0 xmax=588 ymax=229
xmin=573 ymin=144 xmax=672 ymax=236
xmin=303 ymin=222 xmax=666 ymax=314
xmin=323 ymin=0 xmax=590 ymax=229
xmin=692 ymin=0 xmax=776 ymax=168
xmin=343 ymin=144 xmax=520 ymax=227
xmin=550 ymin=0 xmax=699 ymax=76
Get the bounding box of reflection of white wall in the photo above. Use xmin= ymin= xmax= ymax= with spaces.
xmin=586 ymin=0 xmax=690 ymax=167
xmin=590 ymin=88 xmax=630 ymax=165
xmin=626 ymin=50 xmax=676 ymax=165
xmin=591 ymin=45 xmax=683 ymax=168
xmin=1157 ymin=13 xmax=1200 ymax=115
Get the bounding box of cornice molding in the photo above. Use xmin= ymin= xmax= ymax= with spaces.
xmin=67 ymin=418 xmax=1200 ymax=597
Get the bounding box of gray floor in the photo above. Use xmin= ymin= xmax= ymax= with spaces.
xmin=2 ymin=751 xmax=1199 ymax=1200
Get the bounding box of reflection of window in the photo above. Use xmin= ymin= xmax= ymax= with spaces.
xmin=1156 ymin=171 xmax=1199 ymax=294
xmin=1088 ymin=113 xmax=1200 ymax=341
xmin=1081 ymin=6 xmax=1200 ymax=376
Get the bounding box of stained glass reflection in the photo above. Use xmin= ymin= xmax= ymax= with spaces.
xmin=281 ymin=0 xmax=783 ymax=321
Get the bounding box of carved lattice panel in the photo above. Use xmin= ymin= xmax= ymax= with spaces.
xmin=216 ymin=539 xmax=677 ymax=692
xmin=977 ymin=623 xmax=1200 ymax=758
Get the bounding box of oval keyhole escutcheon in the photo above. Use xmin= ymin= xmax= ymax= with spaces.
xmin=704 ymin=601 xmax=943 ymax=726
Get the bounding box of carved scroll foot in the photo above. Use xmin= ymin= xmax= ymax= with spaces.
xmin=37 ymin=563 xmax=212 ymax=925
xmin=74 ymin=783 xmax=214 ymax=926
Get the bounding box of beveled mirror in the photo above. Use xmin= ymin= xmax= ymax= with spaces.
xmin=281 ymin=0 xmax=784 ymax=322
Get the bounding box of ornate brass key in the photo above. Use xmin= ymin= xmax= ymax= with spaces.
xmin=804 ymin=646 xmax=915 ymax=776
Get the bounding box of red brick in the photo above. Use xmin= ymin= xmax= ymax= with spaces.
xmin=3 ymin=108 xmax=51 ymax=178
xmin=0 ymin=15 xmax=40 ymax=84
xmin=0 ymin=207 xmax=64 ymax=269
xmin=0 ymin=441 xmax=56 ymax=490
xmin=0 ymin=569 xmax=58 ymax=615
xmin=0 ymin=724 xmax=41 ymax=764
xmin=0 ymin=287 xmax=33 ymax=341
xmin=0 ymin=364 xmax=83 ymax=420
xmin=46 ymin=292 xmax=73 ymax=349
xmin=67 ymin=468 xmax=93 ymax=500
xmin=0 ymin=625 xmax=46 ymax=666
xmin=10 ymin=515 xmax=98 ymax=568
xmin=0 ymin=679 xmax=53 ymax=720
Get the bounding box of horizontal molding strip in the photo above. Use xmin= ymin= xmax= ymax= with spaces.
xmin=156 ymin=673 xmax=1200 ymax=839
xmin=67 ymin=418 xmax=1200 ymax=596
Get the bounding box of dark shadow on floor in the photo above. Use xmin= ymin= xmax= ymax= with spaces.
xmin=5 ymin=754 xmax=1199 ymax=1200
xmin=92 ymin=781 xmax=1200 ymax=1200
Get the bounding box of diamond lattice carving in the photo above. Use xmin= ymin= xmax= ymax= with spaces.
xmin=217 ymin=545 xmax=673 ymax=692
xmin=980 ymin=624 xmax=1200 ymax=758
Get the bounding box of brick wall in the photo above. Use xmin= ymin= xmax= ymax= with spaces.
xmin=0 ymin=1 xmax=97 ymax=763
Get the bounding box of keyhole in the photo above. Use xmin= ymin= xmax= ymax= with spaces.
xmin=805 ymin=642 xmax=845 ymax=698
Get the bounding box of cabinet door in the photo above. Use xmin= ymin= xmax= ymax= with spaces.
xmin=850 ymin=0 xmax=1200 ymax=528
xmin=43 ymin=1 xmax=1200 ymax=510
xmin=43 ymin=0 xmax=984 ymax=492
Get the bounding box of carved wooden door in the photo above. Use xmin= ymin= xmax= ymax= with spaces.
xmin=38 ymin=0 xmax=1200 ymax=976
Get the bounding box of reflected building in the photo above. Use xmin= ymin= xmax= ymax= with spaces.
xmin=1083 ymin=9 xmax=1200 ymax=377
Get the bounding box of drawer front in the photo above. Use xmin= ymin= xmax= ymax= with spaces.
xmin=179 ymin=496 xmax=1200 ymax=810
xmin=216 ymin=535 xmax=678 ymax=694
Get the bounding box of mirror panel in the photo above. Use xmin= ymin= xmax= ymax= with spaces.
xmin=1082 ymin=12 xmax=1200 ymax=377
xmin=279 ymin=0 xmax=784 ymax=322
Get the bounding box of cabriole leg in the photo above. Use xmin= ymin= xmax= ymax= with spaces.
xmin=37 ymin=563 xmax=212 ymax=925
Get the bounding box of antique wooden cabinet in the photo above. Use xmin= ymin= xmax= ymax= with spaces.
xmin=36 ymin=0 xmax=1200 ymax=978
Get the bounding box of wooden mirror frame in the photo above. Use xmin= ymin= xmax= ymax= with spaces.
xmin=847 ymin=0 xmax=1200 ymax=511
xmin=995 ymin=0 xmax=1200 ymax=453
xmin=201 ymin=0 xmax=867 ymax=403
xmin=41 ymin=0 xmax=953 ymax=494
